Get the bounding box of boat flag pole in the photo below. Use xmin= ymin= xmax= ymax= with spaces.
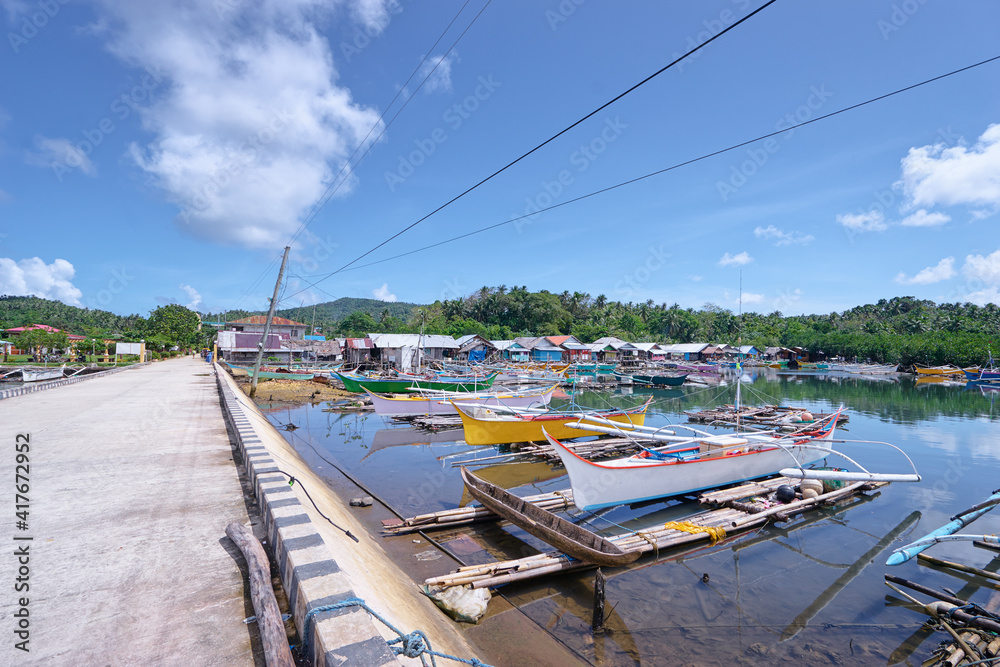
xmin=250 ymin=246 xmax=290 ymax=399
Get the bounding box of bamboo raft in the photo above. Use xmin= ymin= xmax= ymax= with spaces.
xmin=448 ymin=436 xmax=648 ymax=469
xmin=423 ymin=477 xmax=888 ymax=590
xmin=686 ymin=404 xmax=849 ymax=430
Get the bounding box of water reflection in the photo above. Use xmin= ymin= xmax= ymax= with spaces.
xmin=269 ymin=372 xmax=1000 ymax=666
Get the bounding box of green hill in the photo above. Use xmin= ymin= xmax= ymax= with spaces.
xmin=0 ymin=295 xmax=145 ymax=337
xmin=277 ymin=298 xmax=423 ymax=326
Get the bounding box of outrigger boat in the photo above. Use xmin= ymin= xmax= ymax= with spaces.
xmin=363 ymin=384 xmax=557 ymax=418
xmin=914 ymin=364 xmax=972 ymax=376
xmin=887 ymin=489 xmax=1000 ymax=565
xmin=336 ymin=371 xmax=498 ymax=394
xmin=543 ymin=408 xmax=920 ymax=511
xmin=460 ymin=467 xmax=640 ymax=567
xmin=21 ymin=366 xmax=65 ymax=382
xmin=613 ymin=371 xmax=688 ymax=387
xmin=451 ymin=399 xmax=651 ymax=446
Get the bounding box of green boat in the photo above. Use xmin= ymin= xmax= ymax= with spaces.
xmin=335 ymin=372 xmax=498 ymax=394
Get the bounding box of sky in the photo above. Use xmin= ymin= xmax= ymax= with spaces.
xmin=1 ymin=0 xmax=999 ymax=319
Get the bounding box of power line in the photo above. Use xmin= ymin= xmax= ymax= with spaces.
xmin=286 ymin=0 xmax=491 ymax=248
xmin=287 ymin=53 xmax=1000 ymax=283
xmin=230 ymin=1 xmax=489 ymax=312
xmin=284 ymin=0 xmax=782 ymax=301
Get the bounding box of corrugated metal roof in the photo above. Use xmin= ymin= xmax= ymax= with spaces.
xmin=345 ymin=337 xmax=374 ymax=349
xmin=590 ymin=336 xmax=628 ymax=349
xmin=562 ymin=343 xmax=591 ymax=350
xmin=660 ymin=343 xmax=710 ymax=353
xmin=368 ymin=333 xmax=459 ymax=349
xmin=631 ymin=343 xmax=661 ymax=352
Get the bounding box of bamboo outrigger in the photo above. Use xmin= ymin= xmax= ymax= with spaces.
xmin=423 ymin=476 xmax=889 ymax=591
xmin=460 ymin=467 xmax=640 ymax=567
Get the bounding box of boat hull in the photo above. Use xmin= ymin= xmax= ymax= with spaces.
xmin=454 ymin=404 xmax=648 ymax=446
xmin=545 ymin=429 xmax=835 ymax=511
xmin=460 ymin=467 xmax=639 ymax=566
xmin=22 ymin=368 xmax=65 ymax=382
xmin=365 ymin=385 xmax=556 ymax=417
xmin=337 ymin=372 xmax=497 ymax=394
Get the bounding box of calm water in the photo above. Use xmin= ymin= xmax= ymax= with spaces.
xmin=265 ymin=371 xmax=1000 ymax=666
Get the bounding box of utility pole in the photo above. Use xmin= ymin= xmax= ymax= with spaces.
xmin=250 ymin=246 xmax=290 ymax=399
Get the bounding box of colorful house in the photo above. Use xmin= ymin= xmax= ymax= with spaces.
xmin=545 ymin=335 xmax=591 ymax=362
xmin=491 ymin=340 xmax=530 ymax=362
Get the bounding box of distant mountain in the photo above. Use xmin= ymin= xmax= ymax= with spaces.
xmin=276 ymin=297 xmax=424 ymax=326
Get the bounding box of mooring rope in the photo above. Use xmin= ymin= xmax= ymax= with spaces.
xmin=300 ymin=597 xmax=493 ymax=666
xmin=663 ymin=520 xmax=727 ymax=545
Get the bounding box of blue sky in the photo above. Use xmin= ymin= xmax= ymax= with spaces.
xmin=1 ymin=0 xmax=999 ymax=318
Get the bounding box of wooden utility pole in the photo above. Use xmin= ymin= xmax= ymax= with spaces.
xmin=250 ymin=246 xmax=290 ymax=399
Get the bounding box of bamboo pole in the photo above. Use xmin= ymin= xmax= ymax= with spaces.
xmin=918 ymin=553 xmax=1000 ymax=583
xmin=225 ymin=523 xmax=294 ymax=667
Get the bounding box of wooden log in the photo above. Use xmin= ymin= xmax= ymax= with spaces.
xmin=986 ymin=635 xmax=1000 ymax=657
xmin=592 ymin=568 xmax=606 ymax=633
xmin=884 ymin=575 xmax=970 ymax=608
xmin=225 ymin=522 xmax=295 ymax=667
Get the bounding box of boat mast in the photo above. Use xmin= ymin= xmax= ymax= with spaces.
xmin=736 ymin=270 xmax=742 ymax=425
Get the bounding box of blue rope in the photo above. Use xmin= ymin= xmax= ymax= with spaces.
xmin=300 ymin=597 xmax=492 ymax=667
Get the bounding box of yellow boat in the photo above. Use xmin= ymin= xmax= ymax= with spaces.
xmin=451 ymin=400 xmax=650 ymax=446
xmin=914 ymin=364 xmax=974 ymax=376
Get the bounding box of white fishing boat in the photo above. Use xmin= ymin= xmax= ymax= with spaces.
xmin=363 ymin=384 xmax=557 ymax=418
xmin=22 ymin=366 xmax=65 ymax=382
xmin=544 ymin=408 xmax=920 ymax=511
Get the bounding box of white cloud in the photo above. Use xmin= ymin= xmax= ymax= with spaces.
xmin=373 ymin=282 xmax=396 ymax=302
xmin=0 ymin=257 xmax=83 ymax=306
xmin=753 ymin=225 xmax=814 ymax=246
xmin=718 ymin=252 xmax=752 ymax=267
xmin=894 ymin=257 xmax=956 ymax=285
xmin=836 ymin=210 xmax=886 ymax=233
xmin=25 ymin=136 xmax=97 ymax=177
xmin=689 ymin=275 xmax=703 ymax=282
xmin=0 ymin=189 xmax=10 ymax=203
xmin=966 ymin=286 xmax=1000 ymax=306
xmin=740 ymin=292 xmax=764 ymax=304
xmin=900 ymin=209 xmax=950 ymax=227
xmin=897 ymin=123 xmax=1000 ymax=210
xmin=418 ymin=53 xmax=457 ymax=94
xmin=963 ymin=249 xmax=1000 ymax=285
xmin=95 ymin=0 xmax=384 ymax=249
xmin=179 ymin=283 xmax=202 ymax=311
xmin=350 ymin=0 xmax=395 ymax=33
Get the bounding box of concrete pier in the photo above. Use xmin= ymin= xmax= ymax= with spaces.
xmin=0 ymin=358 xmax=257 ymax=665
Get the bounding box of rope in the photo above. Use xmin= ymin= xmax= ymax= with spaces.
xmin=663 ymin=520 xmax=727 ymax=545
xmin=300 ymin=596 xmax=492 ymax=666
